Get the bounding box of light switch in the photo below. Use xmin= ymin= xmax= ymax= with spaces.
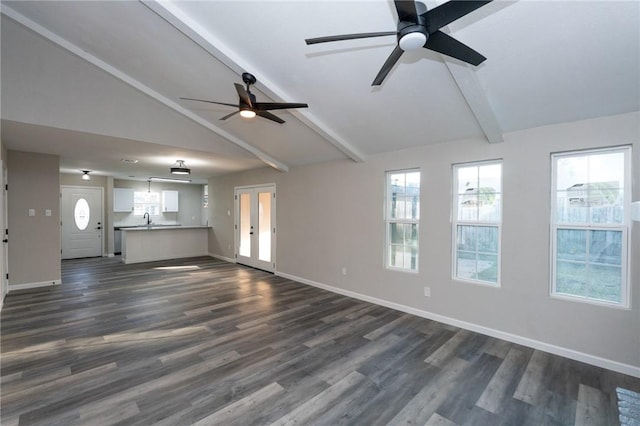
xmin=28 ymin=208 xmax=35 ymax=217
xmin=45 ymin=209 xmax=52 ymax=217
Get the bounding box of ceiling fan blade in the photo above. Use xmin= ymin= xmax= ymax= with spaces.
xmin=394 ymin=0 xmax=419 ymax=23
xmin=425 ymin=0 xmax=492 ymax=33
xmin=180 ymin=97 xmax=238 ymax=108
xmin=220 ymin=110 xmax=239 ymax=121
xmin=256 ymin=110 xmax=285 ymax=124
xmin=372 ymin=45 xmax=404 ymax=86
xmin=254 ymin=102 xmax=308 ymax=111
xmin=424 ymin=30 xmax=486 ymax=66
xmin=305 ymin=31 xmax=396 ymax=45
xmin=234 ymin=83 xmax=253 ymax=107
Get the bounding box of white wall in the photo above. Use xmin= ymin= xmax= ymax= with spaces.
xmin=208 ymin=112 xmax=639 ymax=374
xmin=7 ymin=151 xmax=61 ymax=287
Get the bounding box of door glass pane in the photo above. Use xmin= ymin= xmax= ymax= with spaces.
xmin=258 ymin=192 xmax=271 ymax=262
xmin=74 ymin=198 xmax=90 ymax=230
xmin=239 ymin=193 xmax=251 ymax=257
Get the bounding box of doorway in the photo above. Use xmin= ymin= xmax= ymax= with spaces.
xmin=0 ymin=163 xmax=7 ymax=305
xmin=61 ymin=186 xmax=104 ymax=259
xmin=235 ymin=184 xmax=276 ymax=272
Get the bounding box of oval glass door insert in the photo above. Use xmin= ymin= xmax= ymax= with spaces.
xmin=74 ymin=198 xmax=90 ymax=230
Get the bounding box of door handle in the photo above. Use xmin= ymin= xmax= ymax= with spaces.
xmin=249 ymin=232 xmax=254 ymax=235
xmin=96 ymin=226 xmax=102 ymax=230
xmin=2 ymin=239 xmax=7 ymax=243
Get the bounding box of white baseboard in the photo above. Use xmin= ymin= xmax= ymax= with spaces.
xmin=8 ymin=279 xmax=62 ymax=292
xmin=209 ymin=253 xmax=236 ymax=263
xmin=276 ymin=271 xmax=640 ymax=379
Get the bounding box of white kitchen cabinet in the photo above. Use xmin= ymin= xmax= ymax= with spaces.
xmin=162 ymin=190 xmax=179 ymax=212
xmin=114 ymin=188 xmax=134 ymax=212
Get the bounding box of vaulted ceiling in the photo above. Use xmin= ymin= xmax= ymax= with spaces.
xmin=2 ymin=1 xmax=638 ymax=183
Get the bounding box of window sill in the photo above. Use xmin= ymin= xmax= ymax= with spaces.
xmin=550 ymin=293 xmax=630 ymax=310
xmin=452 ymin=277 xmax=500 ymax=288
xmin=385 ymin=266 xmax=419 ymax=274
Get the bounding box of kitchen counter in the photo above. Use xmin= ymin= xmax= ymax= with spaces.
xmin=115 ymin=224 xmax=184 ymax=230
xmin=120 ymin=225 xmax=208 ymax=231
xmin=121 ymin=226 xmax=210 ymax=264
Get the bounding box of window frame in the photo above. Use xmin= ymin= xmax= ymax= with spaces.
xmin=133 ymin=191 xmax=161 ymax=216
xmin=451 ymin=160 xmax=503 ymax=287
xmin=550 ymin=146 xmax=631 ymax=308
xmin=385 ymin=169 xmax=420 ymax=273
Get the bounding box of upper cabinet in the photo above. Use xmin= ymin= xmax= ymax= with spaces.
xmin=114 ymin=188 xmax=134 ymax=212
xmin=162 ymin=190 xmax=179 ymax=212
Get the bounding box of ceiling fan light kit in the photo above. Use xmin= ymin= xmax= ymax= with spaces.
xmin=305 ymin=0 xmax=493 ymax=86
xmin=399 ymin=32 xmax=426 ymax=51
xmin=239 ymin=109 xmax=256 ymax=118
xmin=181 ymin=72 xmax=308 ymax=124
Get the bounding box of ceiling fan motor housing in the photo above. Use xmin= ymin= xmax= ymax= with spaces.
xmin=397 ymin=17 xmax=428 ymax=51
xmin=237 ymin=92 xmax=256 ymax=110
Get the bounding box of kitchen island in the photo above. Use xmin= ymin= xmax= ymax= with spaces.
xmin=120 ymin=225 xmax=210 ymax=264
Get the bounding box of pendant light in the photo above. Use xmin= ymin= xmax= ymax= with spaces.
xmin=81 ymin=170 xmax=91 ymax=181
xmin=170 ymin=160 xmax=191 ymax=175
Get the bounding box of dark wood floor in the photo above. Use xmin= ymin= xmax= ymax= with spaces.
xmin=1 ymin=256 xmax=639 ymax=425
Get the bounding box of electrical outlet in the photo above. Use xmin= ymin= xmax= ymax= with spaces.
xmin=341 ymin=267 xmax=347 ymax=276
xmin=423 ymin=286 xmax=431 ymax=297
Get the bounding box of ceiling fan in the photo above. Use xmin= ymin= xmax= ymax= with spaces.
xmin=305 ymin=0 xmax=492 ymax=86
xmin=181 ymin=72 xmax=308 ymax=124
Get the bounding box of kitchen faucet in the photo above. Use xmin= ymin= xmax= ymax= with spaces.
xmin=143 ymin=212 xmax=152 ymax=225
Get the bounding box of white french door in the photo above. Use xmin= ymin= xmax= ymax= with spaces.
xmin=1 ymin=164 xmax=7 ymax=303
xmin=61 ymin=186 xmax=103 ymax=259
xmin=235 ymin=185 xmax=276 ymax=272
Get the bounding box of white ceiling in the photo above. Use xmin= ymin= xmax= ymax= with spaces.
xmin=1 ymin=1 xmax=639 ymax=184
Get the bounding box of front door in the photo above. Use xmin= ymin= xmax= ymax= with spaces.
xmin=61 ymin=186 xmax=103 ymax=259
xmin=235 ymin=185 xmax=275 ymax=272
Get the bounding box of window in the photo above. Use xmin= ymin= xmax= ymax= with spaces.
xmin=134 ymin=191 xmax=160 ymax=216
xmin=551 ymin=147 xmax=630 ymax=307
xmin=386 ymin=170 xmax=420 ymax=271
xmin=453 ymin=161 xmax=502 ymax=285
xmin=74 ymin=198 xmax=90 ymax=230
